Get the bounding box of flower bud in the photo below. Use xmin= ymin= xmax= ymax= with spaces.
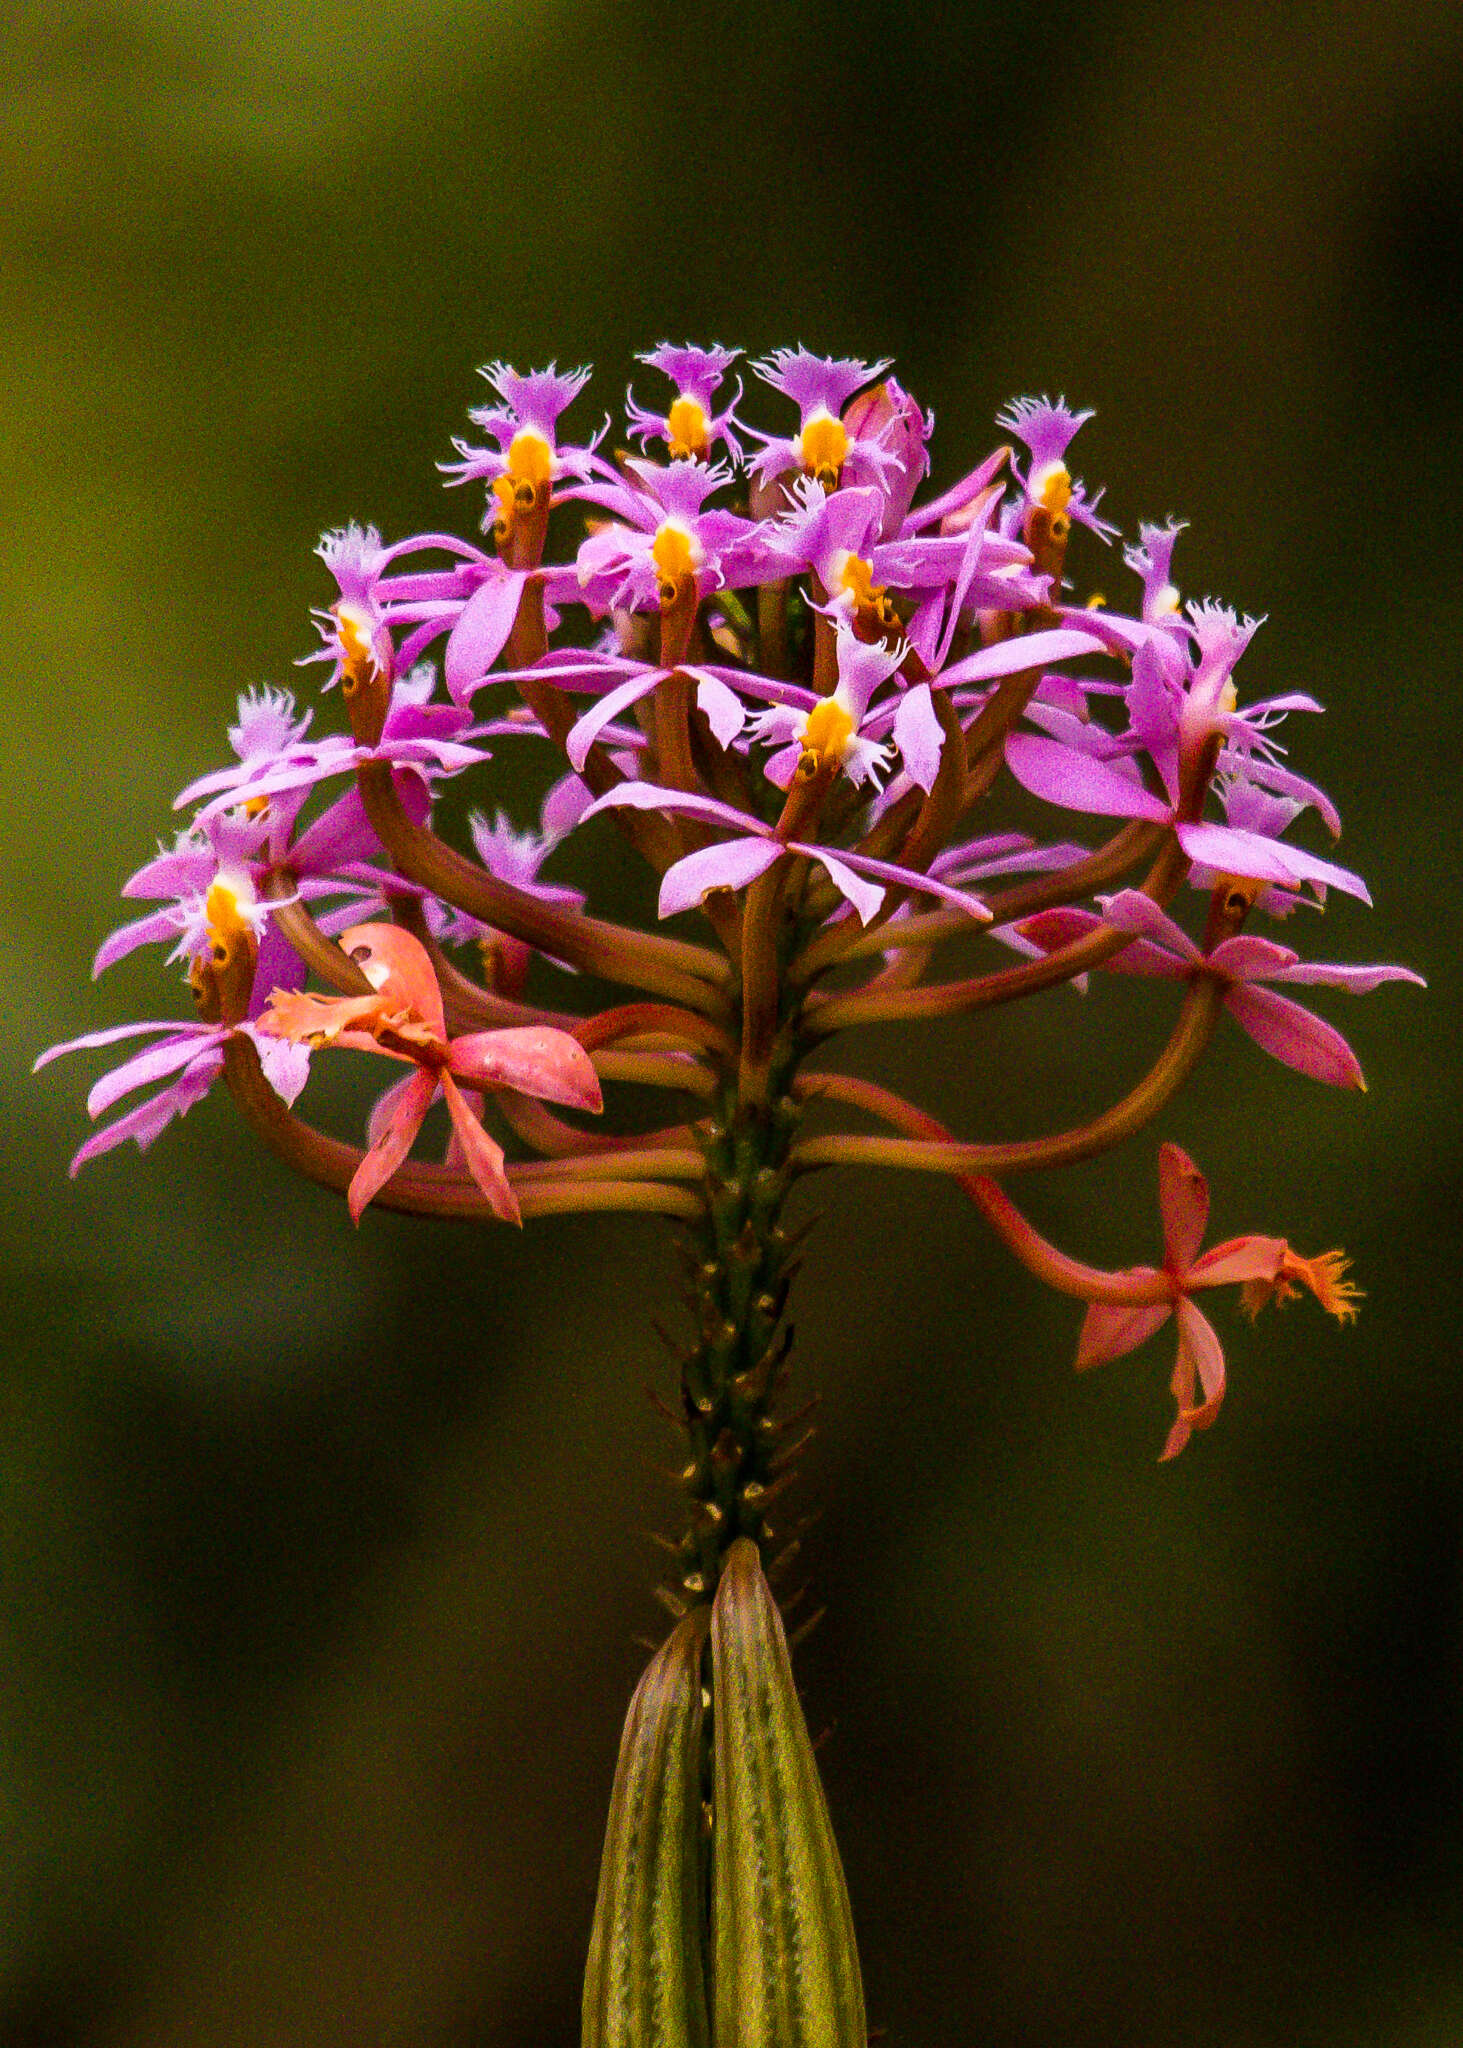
xmin=842 ymin=377 xmax=930 ymax=539
xmin=709 ymin=1539 xmax=866 ymax=2048
xmin=582 ymin=1608 xmax=711 ymax=2048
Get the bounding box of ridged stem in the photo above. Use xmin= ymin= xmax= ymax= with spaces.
xmin=660 ymin=1071 xmax=811 ymax=1610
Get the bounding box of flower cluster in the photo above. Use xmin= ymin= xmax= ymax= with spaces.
xmin=39 ymin=343 xmax=1419 ymax=1461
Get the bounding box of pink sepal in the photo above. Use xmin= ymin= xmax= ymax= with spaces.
xmin=1158 ymin=1143 xmax=1209 ymax=1272
xmin=448 ymin=1027 xmax=602 ymax=1112
xmin=441 ymin=1074 xmax=520 ymax=1224
xmin=348 ymin=1066 xmax=437 ymax=1223
xmin=1160 ymin=1299 xmax=1227 ymax=1460
xmin=1076 ymin=1295 xmax=1171 ymax=1369
xmin=1224 ymin=984 xmax=1365 ymax=1089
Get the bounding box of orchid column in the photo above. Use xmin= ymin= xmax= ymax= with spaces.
xmin=37 ymin=345 xmax=1419 ymax=2044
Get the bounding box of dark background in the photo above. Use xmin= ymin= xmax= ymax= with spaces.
xmin=5 ymin=1 xmax=1462 ymax=2041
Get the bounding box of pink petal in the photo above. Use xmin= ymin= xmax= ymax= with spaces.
xmin=894 ymin=683 xmax=945 ymax=792
xmin=86 ymin=1031 xmax=220 ymax=1118
xmin=1174 ymin=1298 xmax=1226 ymax=1430
xmin=1021 ymin=905 xmax=1182 ymax=977
xmin=1098 ymin=890 xmax=1202 ymax=961
xmin=939 ymin=627 xmax=1108 ymax=688
xmin=442 ymin=1084 xmax=484 ymax=1169
xmin=932 ymin=504 xmax=997 ymax=670
xmin=35 ymin=1018 xmax=205 ymax=1072
xmin=1076 ymin=1297 xmax=1171 ymax=1368
xmin=1265 ymin=959 xmax=1426 ymax=995
xmin=249 ymin=1032 xmax=311 ymax=1108
xmin=659 ymin=837 xmax=783 ymax=917
xmin=448 ymin=1026 xmax=603 ymax=1112
xmin=692 ymin=673 xmax=747 ymax=749
xmin=92 ymin=910 xmax=183 ymax=976
xmin=443 ymin=570 xmax=527 ymax=704
xmin=585 ymin=781 xmax=760 ymax=836
xmin=1205 ymin=934 xmax=1300 ymax=981
xmin=1175 ymin=823 xmax=1371 ymax=905
xmin=366 ymin=1069 xmax=424 ymax=1150
xmin=1019 ymin=906 xmax=1104 ymax=950
xmin=1158 ymin=1143 xmax=1209 ymax=1272
xmin=807 ymin=843 xmax=991 ymax=922
xmin=905 ymin=593 xmax=943 ymax=670
xmin=1005 ymin=733 xmax=1172 ymax=822
xmin=803 ymin=849 xmax=885 ymax=925
xmin=1223 ymin=984 xmax=1365 ymax=1089
xmin=348 ymin=1066 xmax=437 ymax=1223
xmin=68 ymin=1051 xmax=223 ymax=1175
xmin=1187 ymin=1233 xmax=1288 ymax=1291
xmin=565 ymin=670 xmax=666 ymax=771
xmin=441 ymin=1074 xmax=520 ymax=1224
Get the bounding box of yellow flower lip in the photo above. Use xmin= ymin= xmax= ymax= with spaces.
xmin=797 ymin=410 xmax=849 ymax=485
xmin=333 ymin=600 xmax=378 ymax=674
xmin=1030 ymin=458 xmax=1073 ymax=516
xmin=506 ymin=427 xmax=554 ymax=490
xmin=651 ymin=519 xmax=703 ymax=606
xmin=834 ymin=550 xmax=884 ymax=609
xmin=205 ymin=873 xmax=255 ymax=947
xmin=665 ymin=395 xmax=709 ymax=459
xmin=800 ymin=694 xmax=856 ymax=769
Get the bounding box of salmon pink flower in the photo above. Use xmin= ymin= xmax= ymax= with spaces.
xmin=258 ymin=923 xmax=602 ymax=1224
xmin=1074 ymin=1144 xmax=1361 ymax=1459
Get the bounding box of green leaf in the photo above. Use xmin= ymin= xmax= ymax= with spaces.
xmin=710 ymin=1539 xmax=867 ymax=2048
xmin=583 ymin=1607 xmax=712 ymax=2048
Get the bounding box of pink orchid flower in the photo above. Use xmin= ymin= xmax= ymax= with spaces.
xmin=1020 ymin=889 xmax=1424 ymax=1089
xmin=259 ymin=923 xmax=601 ymax=1225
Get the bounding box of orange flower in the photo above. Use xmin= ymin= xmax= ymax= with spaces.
xmin=1073 ymin=1146 xmax=1359 ymax=1459
xmin=260 ymin=923 xmax=601 ymax=1224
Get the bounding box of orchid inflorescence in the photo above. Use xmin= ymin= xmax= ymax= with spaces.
xmin=39 ymin=343 xmax=1419 ymax=1485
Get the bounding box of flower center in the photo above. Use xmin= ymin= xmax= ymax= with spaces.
xmin=205 ymin=875 xmax=254 ymax=951
xmin=192 ymin=870 xmax=259 ymax=1017
xmin=837 ymin=553 xmax=880 ymax=608
xmin=665 ymin=395 xmax=709 ymax=460
xmin=831 ymin=551 xmax=898 ymax=631
xmin=507 ymin=428 xmax=554 ymax=490
xmin=333 ymin=600 xmax=379 ymax=689
xmin=1030 ymin=459 xmax=1073 ymax=515
xmin=651 ymin=520 xmax=702 ymax=606
xmin=800 ymin=694 xmax=856 ymax=770
xmin=797 ymin=411 xmax=849 ymax=487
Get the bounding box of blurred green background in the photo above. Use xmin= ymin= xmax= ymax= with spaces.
xmin=5 ymin=0 xmax=1461 ymax=2040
